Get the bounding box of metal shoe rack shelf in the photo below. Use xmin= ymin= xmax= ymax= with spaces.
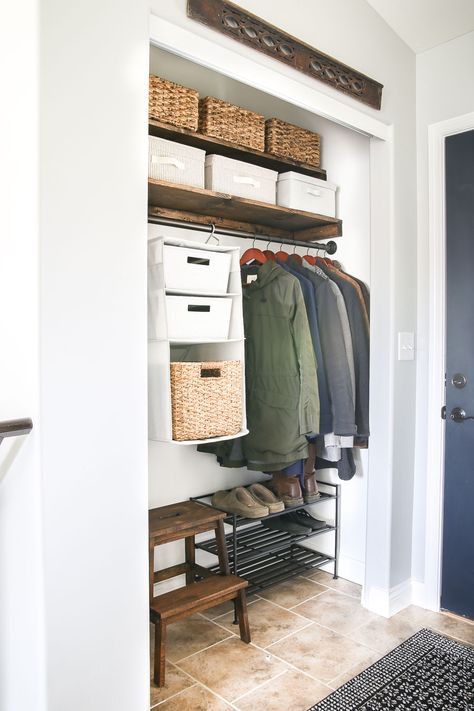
xmin=191 ymin=480 xmax=340 ymax=594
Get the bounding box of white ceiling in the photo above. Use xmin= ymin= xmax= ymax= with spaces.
xmin=366 ymin=0 xmax=474 ymax=53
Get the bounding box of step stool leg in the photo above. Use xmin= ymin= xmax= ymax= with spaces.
xmin=235 ymin=589 xmax=251 ymax=644
xmin=153 ymin=618 xmax=167 ymax=687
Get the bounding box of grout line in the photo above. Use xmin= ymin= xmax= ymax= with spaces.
xmin=231 ymin=669 xmax=289 ymax=704
xmin=200 ymin=595 xmax=260 ymax=621
xmin=165 ymin=661 xmax=245 ymax=710
xmin=150 ymin=681 xmax=198 ymax=708
xmin=241 ymin=594 xmax=317 ymax=622
xmin=298 ymin=574 xmax=362 ymax=600
xmin=172 ymin=633 xmax=236 ymax=664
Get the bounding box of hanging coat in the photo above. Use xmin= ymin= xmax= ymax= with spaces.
xmin=242 ymin=260 xmax=320 ymax=469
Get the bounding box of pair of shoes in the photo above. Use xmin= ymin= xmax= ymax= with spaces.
xmin=211 ymin=483 xmax=284 ymax=518
xmin=262 ymin=509 xmax=326 ymax=535
xmin=265 ymin=471 xmax=320 ymax=508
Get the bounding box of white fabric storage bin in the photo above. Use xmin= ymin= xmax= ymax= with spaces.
xmin=163 ymin=244 xmax=232 ymax=294
xmin=166 ymin=295 xmax=232 ymax=340
xmin=277 ymin=171 xmax=337 ymax=216
xmin=148 ymin=136 xmax=205 ymax=188
xmin=205 ymin=154 xmax=277 ymax=204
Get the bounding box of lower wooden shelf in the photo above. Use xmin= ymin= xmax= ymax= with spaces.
xmin=148 ymin=179 xmax=342 ymax=241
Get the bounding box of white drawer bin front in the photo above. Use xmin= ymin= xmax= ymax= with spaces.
xmin=166 ymin=295 xmax=232 ymax=340
xmin=205 ymin=154 xmax=277 ymax=204
xmin=148 ymin=136 xmax=205 ymax=188
xmin=163 ymin=244 xmax=232 ymax=294
xmin=277 ymin=171 xmax=337 ymax=217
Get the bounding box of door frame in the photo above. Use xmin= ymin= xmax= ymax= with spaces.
xmin=421 ymin=111 xmax=474 ymax=611
xmin=149 ymin=12 xmax=399 ymax=615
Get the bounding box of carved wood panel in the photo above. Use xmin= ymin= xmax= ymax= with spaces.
xmin=187 ymin=0 xmax=383 ymax=110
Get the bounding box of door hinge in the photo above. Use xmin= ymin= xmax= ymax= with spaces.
xmin=441 ymin=405 xmax=447 ymax=420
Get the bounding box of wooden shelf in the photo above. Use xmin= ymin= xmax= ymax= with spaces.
xmin=148 ymin=180 xmax=342 ymax=241
xmin=149 ymin=119 xmax=327 ymax=181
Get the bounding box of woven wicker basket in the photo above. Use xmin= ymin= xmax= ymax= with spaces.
xmin=265 ymin=118 xmax=321 ymax=167
xmin=199 ymin=97 xmax=265 ymax=151
xmin=149 ymin=75 xmax=199 ymax=131
xmin=170 ymin=361 xmax=242 ymax=441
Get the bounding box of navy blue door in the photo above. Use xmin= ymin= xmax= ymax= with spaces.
xmin=442 ymin=129 xmax=474 ymax=620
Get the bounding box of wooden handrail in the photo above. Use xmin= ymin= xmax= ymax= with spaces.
xmin=0 ymin=418 xmax=33 ymax=445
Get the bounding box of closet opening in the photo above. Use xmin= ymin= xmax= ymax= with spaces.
xmin=147 ymin=42 xmax=371 ymax=705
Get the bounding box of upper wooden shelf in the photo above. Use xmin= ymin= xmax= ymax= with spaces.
xmin=148 ymin=180 xmax=342 ymax=241
xmin=149 ymin=120 xmax=327 ymax=181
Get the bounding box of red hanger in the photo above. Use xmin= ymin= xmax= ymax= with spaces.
xmin=289 ymin=251 xmax=303 ymax=265
xmin=275 ymin=249 xmax=289 ymax=261
xmin=303 ymin=254 xmax=316 ymax=265
xmin=263 ymin=250 xmax=275 ymax=261
xmin=240 ymin=247 xmax=267 ymax=266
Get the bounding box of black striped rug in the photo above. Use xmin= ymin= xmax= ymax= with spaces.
xmin=308 ymin=628 xmax=474 ymax=710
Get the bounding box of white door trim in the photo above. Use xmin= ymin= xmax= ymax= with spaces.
xmin=422 ymin=111 xmax=474 ymax=611
xmin=149 ymin=11 xmax=397 ymax=614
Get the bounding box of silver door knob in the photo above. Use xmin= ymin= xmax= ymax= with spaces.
xmin=450 ymin=407 xmax=474 ymax=422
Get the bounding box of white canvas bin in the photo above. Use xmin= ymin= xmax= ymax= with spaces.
xmin=205 ymin=154 xmax=277 ymax=204
xmin=163 ymin=244 xmax=232 ymax=294
xmin=148 ymin=136 xmax=205 ymax=188
xmin=277 ymin=171 xmax=337 ymax=217
xmin=166 ymin=295 xmax=232 ymax=340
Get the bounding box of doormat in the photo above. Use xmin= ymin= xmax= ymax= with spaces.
xmin=308 ymin=628 xmax=474 ymax=710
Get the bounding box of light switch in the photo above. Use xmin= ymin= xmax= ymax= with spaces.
xmin=398 ymin=332 xmax=415 ymax=361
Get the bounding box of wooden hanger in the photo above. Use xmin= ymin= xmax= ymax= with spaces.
xmin=275 ymin=247 xmax=289 ymax=261
xmin=263 ymin=241 xmax=276 ymax=261
xmin=303 ymin=248 xmax=316 ymax=265
xmin=240 ymin=238 xmax=267 ymax=266
xmin=289 ymin=245 xmax=302 ymax=265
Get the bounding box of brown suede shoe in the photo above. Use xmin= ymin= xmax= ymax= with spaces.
xmin=247 ymin=483 xmax=285 ymax=513
xmin=305 ymin=442 xmax=316 ymax=475
xmin=303 ymin=471 xmax=321 ymax=503
xmin=265 ymin=472 xmax=303 ymax=508
xmin=211 ymin=487 xmax=269 ymax=518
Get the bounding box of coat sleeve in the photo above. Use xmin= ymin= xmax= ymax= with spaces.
xmin=290 ymin=281 xmax=320 ymax=435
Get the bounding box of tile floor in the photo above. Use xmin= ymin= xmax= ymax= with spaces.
xmin=150 ymin=570 xmax=474 ymax=711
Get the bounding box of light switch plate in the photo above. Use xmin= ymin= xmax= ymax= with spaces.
xmin=398 ymin=332 xmax=415 ymax=361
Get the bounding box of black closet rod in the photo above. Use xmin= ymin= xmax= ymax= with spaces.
xmin=148 ymin=216 xmax=337 ymax=255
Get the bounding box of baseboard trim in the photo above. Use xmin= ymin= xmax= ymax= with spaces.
xmin=320 ymin=555 xmax=365 ymax=586
xmin=411 ymin=579 xmax=440 ymax=612
xmin=362 ymin=579 xmax=412 ymax=617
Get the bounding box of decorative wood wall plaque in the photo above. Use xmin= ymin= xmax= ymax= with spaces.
xmin=187 ymin=0 xmax=383 ymax=110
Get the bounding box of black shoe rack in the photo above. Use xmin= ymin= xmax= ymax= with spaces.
xmin=191 ymin=480 xmax=340 ymax=595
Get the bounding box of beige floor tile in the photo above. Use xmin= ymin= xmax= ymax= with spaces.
xmin=217 ymin=598 xmax=311 ymax=647
xmin=327 ymin=651 xmax=382 ymax=689
xmin=177 ymin=637 xmax=288 ymax=702
xmin=348 ymin=615 xmax=419 ymax=655
xmin=395 ymin=605 xmax=474 ymax=645
xmin=293 ymin=589 xmax=379 ymax=635
xmin=268 ymin=622 xmax=374 ymax=684
xmin=155 ymin=684 xmax=233 ymax=710
xmin=258 ymin=577 xmax=327 ymax=609
xmin=151 ymin=614 xmax=233 ymax=663
xmin=304 ymin=570 xmax=362 ymax=599
xmin=201 ymin=595 xmax=259 ymax=620
xmin=150 ymin=662 xmax=194 ymax=706
xmin=234 ymin=669 xmax=331 ymax=711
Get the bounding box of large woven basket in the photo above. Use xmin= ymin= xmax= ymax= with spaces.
xmin=199 ymin=97 xmax=265 ymax=151
xmin=170 ymin=361 xmax=242 ymax=441
xmin=265 ymin=118 xmax=321 ymax=167
xmin=149 ymin=75 xmax=199 ymax=131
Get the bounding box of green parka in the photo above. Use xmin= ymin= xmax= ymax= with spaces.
xmin=199 ymin=261 xmax=319 ymax=470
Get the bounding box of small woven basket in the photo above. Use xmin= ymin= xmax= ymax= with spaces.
xmin=149 ymin=75 xmax=199 ymax=131
xmin=265 ymin=118 xmax=321 ymax=167
xmin=170 ymin=361 xmax=242 ymax=441
xmin=199 ymin=97 xmax=265 ymax=151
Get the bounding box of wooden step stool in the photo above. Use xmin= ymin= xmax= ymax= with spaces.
xmin=149 ymin=500 xmax=251 ymax=686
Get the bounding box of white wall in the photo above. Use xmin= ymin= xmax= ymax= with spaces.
xmin=413 ymin=31 xmax=474 ymax=601
xmin=0 ymin=3 xmax=45 ymax=711
xmin=150 ymin=0 xmax=417 ymax=611
xmin=148 ymin=47 xmax=371 ymax=584
xmin=37 ymin=1 xmax=150 ymax=710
